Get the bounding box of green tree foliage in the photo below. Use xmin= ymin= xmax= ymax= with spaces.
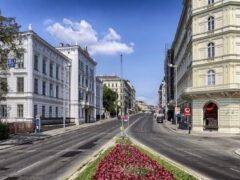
xmin=103 ymin=85 xmax=118 ymax=116
xmin=0 ymin=13 xmax=23 ymax=100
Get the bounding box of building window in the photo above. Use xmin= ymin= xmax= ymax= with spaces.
xmin=56 ymin=65 xmax=59 ymax=80
xmin=50 ymin=84 xmax=53 ymax=97
xmin=42 ymin=81 xmax=46 ymax=96
xmin=42 ymin=105 xmax=45 ymax=118
xmin=34 ymin=55 xmax=38 ymax=71
xmin=34 ymin=105 xmax=37 ymax=118
xmin=56 ymin=85 xmax=59 ymax=98
xmin=0 ymin=78 xmax=7 ymax=93
xmin=16 ymin=54 xmax=24 ymax=69
xmin=208 ymin=70 xmax=215 ymax=85
xmin=17 ymin=104 xmax=23 ymax=118
xmin=208 ymin=16 xmax=214 ymax=31
xmin=56 ymin=107 xmax=58 ymax=118
xmin=0 ymin=105 xmax=7 ymax=118
xmin=49 ymin=106 xmax=52 ymax=118
xmin=50 ymin=63 xmax=53 ymax=77
xmin=34 ymin=78 xmax=38 ymax=94
xmin=208 ymin=43 xmax=215 ymax=58
xmin=82 ymin=76 xmax=84 ymax=87
xmin=42 ymin=59 xmax=46 ymax=74
xmin=208 ymin=0 xmax=214 ymax=5
xmin=17 ymin=77 xmax=24 ymax=93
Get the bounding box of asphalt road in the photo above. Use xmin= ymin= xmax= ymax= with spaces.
xmin=0 ymin=114 xmax=142 ymax=180
xmin=129 ymin=113 xmax=240 ymax=180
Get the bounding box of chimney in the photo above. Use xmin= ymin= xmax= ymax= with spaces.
xmin=28 ymin=24 xmax=32 ymax=31
xmin=59 ymin=42 xmax=64 ymax=47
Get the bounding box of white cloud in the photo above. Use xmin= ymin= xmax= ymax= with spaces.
xmin=130 ymin=42 xmax=135 ymax=46
xmin=46 ymin=18 xmax=133 ymax=55
xmin=43 ymin=19 xmax=53 ymax=25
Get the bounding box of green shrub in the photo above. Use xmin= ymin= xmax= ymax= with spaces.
xmin=0 ymin=121 xmax=9 ymax=140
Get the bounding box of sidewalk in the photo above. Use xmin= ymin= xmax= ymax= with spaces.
xmin=0 ymin=117 xmax=117 ymax=150
xmin=163 ymin=120 xmax=240 ymax=138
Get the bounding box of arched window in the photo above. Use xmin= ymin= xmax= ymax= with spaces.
xmin=208 ymin=0 xmax=214 ymax=5
xmin=208 ymin=42 xmax=215 ymax=58
xmin=208 ymin=70 xmax=215 ymax=85
xmin=208 ymin=16 xmax=214 ymax=30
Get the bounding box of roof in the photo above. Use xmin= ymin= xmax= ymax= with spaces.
xmin=21 ymin=30 xmax=72 ymax=63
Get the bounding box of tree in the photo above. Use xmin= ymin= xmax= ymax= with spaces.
xmin=103 ymin=85 xmax=118 ymax=116
xmin=0 ymin=12 xmax=23 ymax=100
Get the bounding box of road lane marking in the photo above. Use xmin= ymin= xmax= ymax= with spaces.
xmin=230 ymin=168 xmax=240 ymax=173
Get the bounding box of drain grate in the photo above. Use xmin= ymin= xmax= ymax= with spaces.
xmin=61 ymin=151 xmax=82 ymax=157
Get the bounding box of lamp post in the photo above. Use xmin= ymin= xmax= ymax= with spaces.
xmin=63 ymin=64 xmax=71 ymax=130
xmin=168 ymin=63 xmax=178 ymax=130
xmin=120 ymin=54 xmax=124 ymax=139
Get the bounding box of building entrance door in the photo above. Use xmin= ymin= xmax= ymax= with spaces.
xmin=203 ymin=102 xmax=218 ymax=130
xmin=85 ymin=109 xmax=88 ymax=123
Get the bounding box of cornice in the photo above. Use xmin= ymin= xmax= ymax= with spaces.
xmin=192 ymin=1 xmax=240 ymax=17
xmin=21 ymin=31 xmax=72 ymax=64
xmin=192 ymin=29 xmax=240 ymax=42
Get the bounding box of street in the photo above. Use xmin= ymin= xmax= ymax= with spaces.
xmin=2 ymin=113 xmax=240 ymax=180
xmin=129 ymin=113 xmax=240 ymax=180
xmin=0 ymin=114 xmax=142 ymax=180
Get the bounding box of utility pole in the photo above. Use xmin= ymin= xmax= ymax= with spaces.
xmin=120 ymin=54 xmax=124 ymax=139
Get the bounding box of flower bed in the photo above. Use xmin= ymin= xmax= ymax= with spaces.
xmin=92 ymin=144 xmax=176 ymax=180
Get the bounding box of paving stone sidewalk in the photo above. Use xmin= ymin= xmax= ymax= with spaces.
xmin=163 ymin=119 xmax=240 ymax=138
xmin=0 ymin=117 xmax=117 ymax=150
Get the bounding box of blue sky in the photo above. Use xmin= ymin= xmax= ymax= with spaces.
xmin=1 ymin=0 xmax=182 ymax=105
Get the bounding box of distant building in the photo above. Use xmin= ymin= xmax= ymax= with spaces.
xmin=136 ymin=100 xmax=150 ymax=112
xmin=97 ymin=75 xmax=135 ymax=115
xmin=158 ymin=79 xmax=166 ymax=109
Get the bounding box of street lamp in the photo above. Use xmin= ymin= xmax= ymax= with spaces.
xmin=120 ymin=54 xmax=125 ymax=139
xmin=168 ymin=63 xmax=178 ymax=130
xmin=63 ymin=64 xmax=71 ymax=130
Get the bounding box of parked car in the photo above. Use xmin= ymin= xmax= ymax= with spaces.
xmin=156 ymin=113 xmax=164 ymax=123
xmin=156 ymin=116 xmax=164 ymax=123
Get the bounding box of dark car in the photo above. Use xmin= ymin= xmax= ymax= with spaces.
xmin=156 ymin=116 xmax=164 ymax=123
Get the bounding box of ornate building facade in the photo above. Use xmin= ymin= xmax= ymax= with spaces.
xmin=172 ymin=0 xmax=240 ymax=133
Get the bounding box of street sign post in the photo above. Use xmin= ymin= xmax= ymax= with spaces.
xmin=175 ymin=107 xmax=180 ymax=115
xmin=35 ymin=115 xmax=41 ymax=133
xmin=8 ymin=58 xmax=15 ymax=68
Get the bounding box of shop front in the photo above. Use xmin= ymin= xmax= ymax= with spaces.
xmin=203 ymin=102 xmax=218 ymax=130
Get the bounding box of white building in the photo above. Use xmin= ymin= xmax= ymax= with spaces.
xmin=57 ymin=45 xmax=97 ymax=124
xmin=0 ymin=26 xmax=71 ymax=128
xmin=0 ymin=25 xmax=101 ymax=132
xmin=96 ymin=77 xmax=103 ymax=120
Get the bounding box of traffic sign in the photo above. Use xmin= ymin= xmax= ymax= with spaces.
xmin=8 ymin=58 xmax=15 ymax=68
xmin=184 ymin=107 xmax=191 ymax=116
xmin=175 ymin=107 xmax=180 ymax=115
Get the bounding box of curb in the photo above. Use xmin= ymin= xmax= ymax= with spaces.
xmin=0 ymin=117 xmax=118 ymax=150
xmin=129 ymin=136 xmax=210 ymax=180
xmin=65 ymin=135 xmax=119 ymax=180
